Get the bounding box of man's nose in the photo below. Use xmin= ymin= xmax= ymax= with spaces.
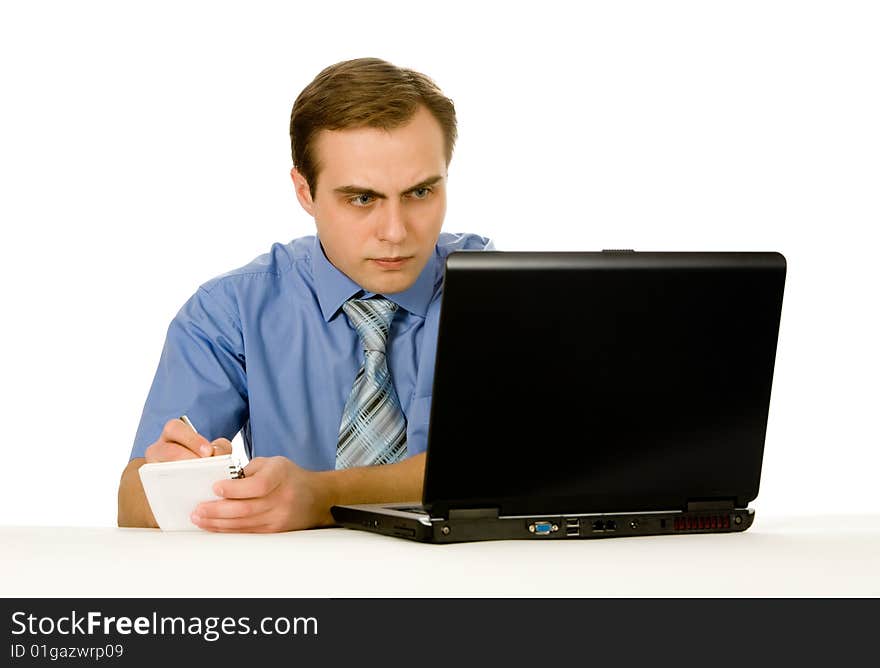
xmin=375 ymin=200 xmax=408 ymax=244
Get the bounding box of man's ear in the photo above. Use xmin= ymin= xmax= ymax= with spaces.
xmin=290 ymin=167 xmax=315 ymax=216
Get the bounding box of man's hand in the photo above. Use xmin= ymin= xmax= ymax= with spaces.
xmin=190 ymin=456 xmax=329 ymax=533
xmin=145 ymin=418 xmax=232 ymax=462
xmin=118 ymin=419 xmax=235 ymax=528
xmin=189 ymin=452 xmax=428 ymax=534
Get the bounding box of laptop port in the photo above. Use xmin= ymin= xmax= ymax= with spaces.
xmin=605 ymin=520 xmax=617 ymax=531
xmin=529 ymin=521 xmax=557 ymax=535
xmin=592 ymin=520 xmax=605 ymax=532
xmin=565 ymin=518 xmax=580 ymax=536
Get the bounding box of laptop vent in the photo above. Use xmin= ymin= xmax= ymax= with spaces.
xmin=674 ymin=515 xmax=731 ymax=531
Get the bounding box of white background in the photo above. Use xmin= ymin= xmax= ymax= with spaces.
xmin=0 ymin=1 xmax=877 ymax=527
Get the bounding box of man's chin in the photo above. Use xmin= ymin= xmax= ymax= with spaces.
xmin=359 ymin=269 xmax=418 ymax=295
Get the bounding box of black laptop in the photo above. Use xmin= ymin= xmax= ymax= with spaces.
xmin=331 ymin=250 xmax=786 ymax=543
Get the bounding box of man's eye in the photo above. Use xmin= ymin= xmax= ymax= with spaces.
xmin=349 ymin=194 xmax=374 ymax=207
xmin=409 ymin=187 xmax=432 ymax=200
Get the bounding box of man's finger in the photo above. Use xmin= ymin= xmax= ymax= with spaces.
xmin=145 ymin=441 xmax=200 ymax=463
xmin=191 ymin=511 xmax=275 ymax=533
xmin=242 ymin=457 xmax=268 ymax=475
xmin=214 ymin=460 xmax=281 ymax=499
xmin=199 ymin=523 xmax=275 ymax=534
xmin=194 ymin=498 xmax=273 ymax=520
xmin=210 ymin=438 xmax=233 ymax=456
xmin=161 ymin=418 xmax=211 ymax=456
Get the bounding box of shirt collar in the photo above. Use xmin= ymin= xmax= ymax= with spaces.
xmin=312 ymin=235 xmax=437 ymax=322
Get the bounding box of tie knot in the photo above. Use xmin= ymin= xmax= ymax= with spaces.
xmin=343 ymin=298 xmax=399 ymax=352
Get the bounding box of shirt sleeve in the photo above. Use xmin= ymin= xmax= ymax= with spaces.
xmin=129 ymin=285 xmax=249 ymax=460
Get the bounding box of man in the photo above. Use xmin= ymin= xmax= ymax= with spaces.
xmin=117 ymin=58 xmax=492 ymax=532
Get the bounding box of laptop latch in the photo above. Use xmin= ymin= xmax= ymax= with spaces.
xmin=686 ymin=499 xmax=736 ymax=512
xmin=448 ymin=507 xmax=500 ymax=520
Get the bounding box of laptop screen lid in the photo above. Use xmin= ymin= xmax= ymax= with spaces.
xmin=421 ymin=251 xmax=786 ymax=519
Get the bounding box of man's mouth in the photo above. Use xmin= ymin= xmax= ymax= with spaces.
xmin=372 ymin=257 xmax=412 ymax=269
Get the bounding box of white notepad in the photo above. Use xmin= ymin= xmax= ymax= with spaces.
xmin=138 ymin=455 xmax=245 ymax=531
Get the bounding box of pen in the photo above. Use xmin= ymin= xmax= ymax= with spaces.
xmin=178 ymin=414 xmax=198 ymax=434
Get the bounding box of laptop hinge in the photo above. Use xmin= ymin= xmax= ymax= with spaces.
xmin=686 ymin=499 xmax=736 ymax=512
xmin=448 ymin=507 xmax=500 ymax=520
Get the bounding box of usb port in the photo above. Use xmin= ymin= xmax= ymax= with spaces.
xmin=565 ymin=518 xmax=580 ymax=536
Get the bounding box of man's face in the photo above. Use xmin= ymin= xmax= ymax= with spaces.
xmin=291 ymin=105 xmax=448 ymax=295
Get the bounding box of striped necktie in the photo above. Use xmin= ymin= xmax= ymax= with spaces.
xmin=335 ymin=297 xmax=407 ymax=469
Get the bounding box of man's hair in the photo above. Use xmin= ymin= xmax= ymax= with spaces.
xmin=290 ymin=57 xmax=457 ymax=195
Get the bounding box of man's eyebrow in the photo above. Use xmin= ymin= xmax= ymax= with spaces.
xmin=333 ymin=185 xmax=386 ymax=198
xmin=405 ymin=175 xmax=444 ymax=192
xmin=332 ymin=175 xmax=444 ymax=199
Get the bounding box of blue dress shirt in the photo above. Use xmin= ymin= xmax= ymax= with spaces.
xmin=130 ymin=232 xmax=494 ymax=470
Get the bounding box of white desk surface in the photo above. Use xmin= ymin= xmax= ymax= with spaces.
xmin=2 ymin=514 xmax=878 ymax=597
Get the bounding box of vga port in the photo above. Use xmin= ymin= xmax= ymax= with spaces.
xmin=529 ymin=521 xmax=556 ymax=535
